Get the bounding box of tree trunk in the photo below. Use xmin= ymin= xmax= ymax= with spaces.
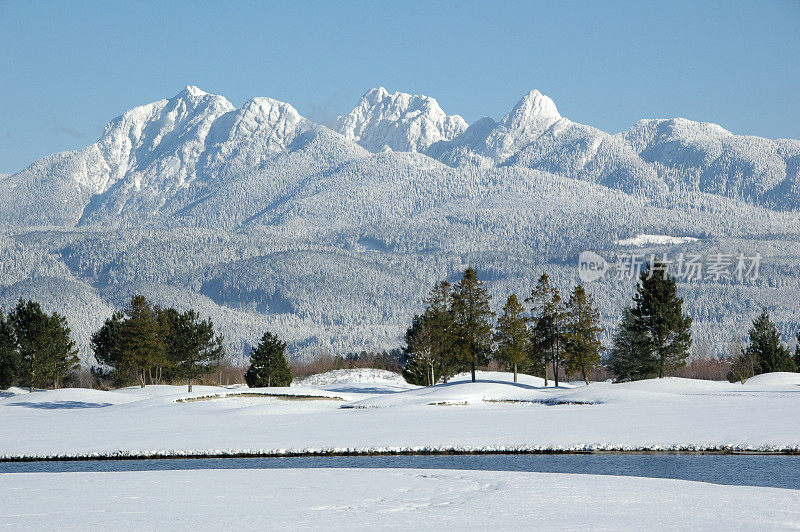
xmin=552 ymin=359 xmax=559 ymax=387
xmin=513 ymin=363 xmax=518 ymax=383
xmin=471 ymin=361 xmax=476 ymax=382
xmin=583 ymin=368 xmax=589 ymax=385
xmin=188 ymin=378 xmax=192 ymax=393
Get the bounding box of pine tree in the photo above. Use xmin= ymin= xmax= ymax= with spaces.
xmin=726 ymin=346 xmax=759 ymax=383
xmin=165 ymin=310 xmax=225 ymax=392
xmin=403 ymin=314 xmax=437 ymax=386
xmin=630 ymin=262 xmax=693 ymax=379
xmin=494 ymin=294 xmax=529 ymax=383
xmin=744 ymin=310 xmax=795 ymax=374
xmin=450 ymin=268 xmax=495 ymax=382
xmin=564 ymin=285 xmax=604 ymax=384
xmin=795 ymin=329 xmax=800 ymax=372
xmin=8 ymin=299 xmax=79 ymax=391
xmin=608 ymin=307 xmax=645 ymax=381
xmin=244 ymin=332 xmax=292 ymax=387
xmin=403 ymin=281 xmax=456 ymax=385
xmin=0 ymin=311 xmax=19 ymax=389
xmin=118 ymin=296 xmax=165 ymax=388
xmin=90 ymin=311 xmax=126 ymax=385
xmin=527 ymin=274 xmax=566 ymax=386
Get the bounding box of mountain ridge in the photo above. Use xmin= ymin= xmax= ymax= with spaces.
xmin=1 ymin=86 xmax=799 ymax=362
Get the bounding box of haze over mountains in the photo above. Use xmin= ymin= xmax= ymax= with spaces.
xmin=2 ymin=86 xmax=799 ymax=363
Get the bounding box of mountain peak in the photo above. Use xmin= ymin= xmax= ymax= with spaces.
xmin=500 ymin=89 xmax=561 ymax=131
xmin=336 ymin=87 xmax=467 ymax=152
xmin=181 ymin=85 xmax=209 ymax=98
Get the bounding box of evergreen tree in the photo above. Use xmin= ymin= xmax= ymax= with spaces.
xmin=244 ymin=332 xmax=292 ymax=387
xmin=726 ymin=346 xmax=759 ymax=383
xmin=118 ymin=296 xmax=165 ymax=388
xmin=564 ymin=285 xmax=604 ymax=384
xmin=450 ymin=268 xmax=495 ymax=382
xmin=630 ymin=262 xmax=693 ymax=378
xmin=154 ymin=306 xmax=182 ymax=383
xmin=8 ymin=299 xmax=79 ymax=392
xmin=744 ymin=310 xmax=795 ymax=373
xmin=0 ymin=311 xmax=19 ymax=389
xmin=494 ymin=294 xmax=529 ymax=383
xmin=527 ymin=273 xmax=566 ymax=386
xmin=403 ymin=281 xmax=456 ymax=385
xmin=165 ymin=310 xmax=225 ymax=392
xmin=608 ymin=307 xmax=657 ymax=381
xmin=90 ymin=311 xmax=126 ymax=385
xmin=795 ymin=329 xmax=800 ymax=372
xmin=403 ymin=313 xmax=437 ymax=386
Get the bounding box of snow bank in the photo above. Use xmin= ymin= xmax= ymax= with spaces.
xmin=743 ymin=372 xmax=800 ymax=387
xmin=294 ymin=368 xmax=408 ymax=386
xmin=449 ymin=370 xmax=565 ymax=387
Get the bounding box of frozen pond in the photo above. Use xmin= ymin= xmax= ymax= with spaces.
xmin=2 ymin=453 xmax=799 ymax=490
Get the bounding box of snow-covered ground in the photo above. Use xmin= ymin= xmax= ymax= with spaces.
xmin=2 ymin=370 xmax=800 ymax=458
xmin=293 ymin=368 xmax=410 ymax=387
xmin=1 ymin=468 xmax=798 ymax=530
xmin=615 ymin=234 xmax=699 ymax=246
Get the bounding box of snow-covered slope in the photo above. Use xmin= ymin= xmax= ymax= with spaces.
xmin=623 ymin=117 xmax=800 ymax=208
xmin=335 ymin=87 xmax=467 ymax=152
xmin=294 ymin=368 xmax=408 ymax=387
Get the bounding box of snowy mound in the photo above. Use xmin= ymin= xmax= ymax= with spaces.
xmin=294 ymin=368 xmax=407 ymax=387
xmin=742 ymin=372 xmax=800 ymax=387
xmin=448 ymin=370 xmax=559 ymax=387
xmin=615 ymin=234 xmax=699 ymax=246
xmin=344 ymin=372 xmax=574 ymax=409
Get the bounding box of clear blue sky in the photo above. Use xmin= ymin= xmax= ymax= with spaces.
xmin=1 ymin=0 xmax=798 ymax=174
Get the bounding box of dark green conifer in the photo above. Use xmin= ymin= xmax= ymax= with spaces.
xmin=564 ymin=285 xmax=604 ymax=384
xmin=244 ymin=332 xmax=292 ymax=387
xmin=8 ymin=299 xmax=79 ymax=391
xmin=450 ymin=268 xmax=495 ymax=382
xmin=494 ymin=294 xmax=530 ymax=383
xmin=744 ymin=310 xmax=795 ymax=374
xmin=0 ymin=311 xmax=19 ymax=389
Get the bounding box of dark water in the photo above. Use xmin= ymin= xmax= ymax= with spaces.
xmin=2 ymin=454 xmax=799 ymax=490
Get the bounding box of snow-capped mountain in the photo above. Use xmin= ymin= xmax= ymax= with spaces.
xmin=1 ymin=85 xmax=799 ymax=363
xmin=335 ymin=87 xmax=468 ymax=152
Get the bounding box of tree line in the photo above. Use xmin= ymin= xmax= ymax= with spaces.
xmin=0 ymin=294 xmax=294 ymax=393
xmin=402 ymin=268 xmax=606 ymax=386
xmin=404 ymin=262 xmax=800 ymax=386
xmin=403 ymin=263 xmax=694 ymax=385
xmin=90 ymin=295 xmax=225 ymax=391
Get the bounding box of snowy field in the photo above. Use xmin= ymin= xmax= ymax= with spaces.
xmin=1 ymin=468 xmax=799 ymax=530
xmin=2 ymin=370 xmax=800 ymax=458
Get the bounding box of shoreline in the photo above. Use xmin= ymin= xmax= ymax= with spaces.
xmin=3 ymin=447 xmax=799 ymax=463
